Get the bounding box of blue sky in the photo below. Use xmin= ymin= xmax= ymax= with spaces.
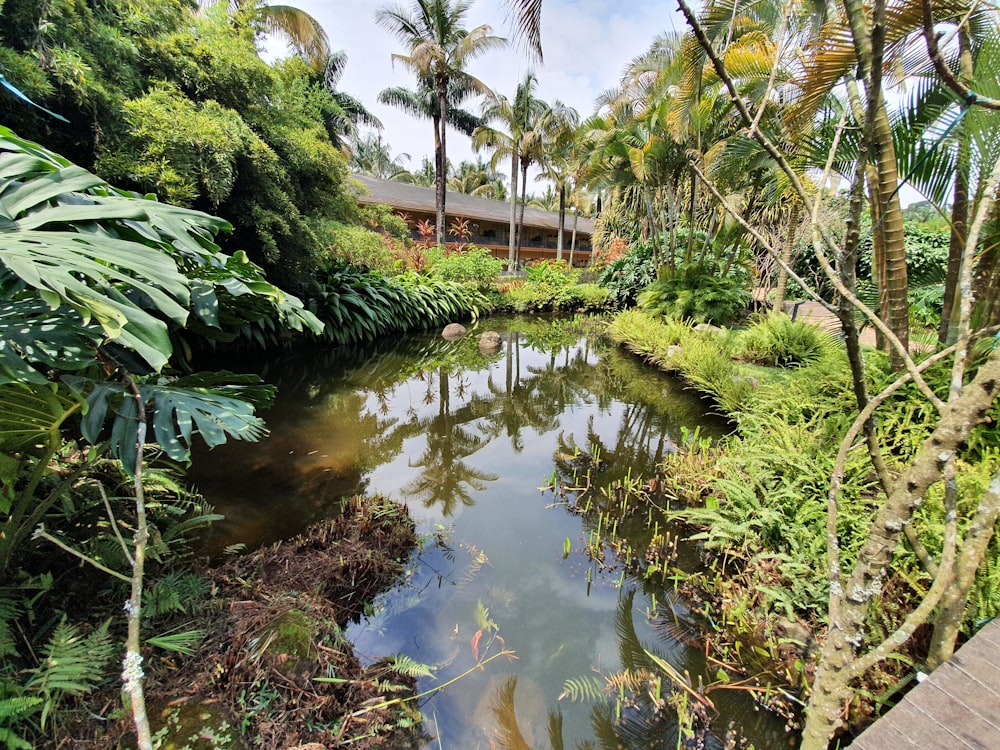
xmin=281 ymin=1 xmax=684 ymax=175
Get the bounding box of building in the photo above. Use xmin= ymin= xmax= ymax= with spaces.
xmin=350 ymin=174 xmax=595 ymax=268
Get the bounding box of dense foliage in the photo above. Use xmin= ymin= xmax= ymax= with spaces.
xmin=0 ymin=0 xmax=360 ymax=289
xmin=308 ymin=263 xmax=492 ymax=345
xmin=598 ymin=240 xmax=658 ymax=310
xmin=637 ymin=261 xmax=750 ymax=325
xmin=0 ymin=128 xmax=324 ymax=747
xmin=501 ymin=260 xmax=611 ymax=313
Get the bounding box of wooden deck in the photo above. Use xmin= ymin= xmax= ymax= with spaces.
xmin=849 ymin=617 xmax=1000 ymax=749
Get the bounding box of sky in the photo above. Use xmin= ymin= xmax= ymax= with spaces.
xmin=274 ymin=1 xmax=687 ymax=179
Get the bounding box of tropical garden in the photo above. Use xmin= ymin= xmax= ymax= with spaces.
xmin=1 ymin=0 xmax=999 ymax=747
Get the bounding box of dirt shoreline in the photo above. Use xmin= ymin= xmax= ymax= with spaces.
xmin=62 ymin=495 xmax=423 ymax=750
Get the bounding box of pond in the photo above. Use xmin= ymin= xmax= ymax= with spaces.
xmin=189 ymin=316 xmax=792 ymax=749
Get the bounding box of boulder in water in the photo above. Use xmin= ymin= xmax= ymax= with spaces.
xmin=442 ymin=323 xmax=467 ymax=340
xmin=479 ymin=331 xmax=502 ymax=354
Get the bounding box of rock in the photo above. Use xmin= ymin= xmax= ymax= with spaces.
xmin=666 ymin=345 xmax=681 ymax=359
xmin=694 ymin=323 xmax=724 ymax=334
xmin=479 ymin=331 xmax=502 ymax=353
xmin=441 ymin=323 xmax=467 ymax=340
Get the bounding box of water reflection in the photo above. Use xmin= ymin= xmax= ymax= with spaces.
xmin=189 ymin=317 xmax=788 ymax=748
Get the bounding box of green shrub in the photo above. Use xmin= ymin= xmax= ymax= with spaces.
xmin=637 ymin=262 xmax=749 ymax=325
xmin=737 ymin=314 xmax=837 ymax=368
xmin=307 ymin=264 xmax=492 ymax=344
xmin=526 ymin=259 xmax=577 ymax=288
xmin=558 ymin=283 xmax=611 ymax=311
xmin=324 ymin=223 xmax=403 ymax=274
xmin=359 ymin=203 xmax=411 ymax=240
xmin=599 ymin=242 xmax=657 ymax=309
xmin=426 ymin=245 xmax=503 ymax=290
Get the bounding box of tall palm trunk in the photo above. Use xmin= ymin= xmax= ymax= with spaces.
xmin=435 ymin=80 xmax=449 ymax=246
xmin=872 ymin=103 xmax=910 ymax=367
xmin=841 ymin=0 xmax=909 ymax=367
xmin=508 ymin=150 xmax=518 ymax=271
xmin=556 ymin=183 xmax=566 ymax=260
xmin=940 ymin=30 xmax=973 ymax=345
xmin=516 ymin=161 xmax=529 ymax=265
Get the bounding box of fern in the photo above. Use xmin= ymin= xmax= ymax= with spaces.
xmin=0 ymin=695 xmax=41 ymax=750
xmin=558 ymin=675 xmax=606 ymax=703
xmin=142 ymin=571 xmax=211 ymax=619
xmin=24 ymin=619 xmax=116 ymax=729
xmin=474 ymin=600 xmax=497 ymax=634
xmin=387 ymin=654 xmax=436 ymax=680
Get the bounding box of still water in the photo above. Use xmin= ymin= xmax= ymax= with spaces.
xmin=190 ymin=317 xmax=791 ymax=749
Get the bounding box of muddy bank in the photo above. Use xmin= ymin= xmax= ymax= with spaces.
xmin=68 ymin=495 xmax=422 ymax=749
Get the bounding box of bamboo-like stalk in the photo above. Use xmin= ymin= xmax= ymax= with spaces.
xmin=122 ymin=374 xmax=153 ymax=750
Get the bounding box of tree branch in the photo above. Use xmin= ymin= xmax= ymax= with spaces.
xmin=921 ymin=0 xmax=1000 ymax=111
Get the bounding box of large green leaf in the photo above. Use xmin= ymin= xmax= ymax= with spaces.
xmin=0 ymin=383 xmax=83 ymax=452
xmin=73 ymin=375 xmax=272 ymax=475
xmin=0 ymin=298 xmax=102 ymax=385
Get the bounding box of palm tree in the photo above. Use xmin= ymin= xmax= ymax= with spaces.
xmin=316 ymin=50 xmax=382 ymax=150
xmin=376 ymin=0 xmax=506 ymax=245
xmin=378 ymin=77 xmax=483 ymax=191
xmin=216 ymin=0 xmax=330 ymax=68
xmin=349 ymin=132 xmax=411 ymax=179
xmin=535 ymin=103 xmax=580 ymax=260
xmin=472 ymin=71 xmax=544 ymax=270
xmin=448 ymin=159 xmax=507 ymax=198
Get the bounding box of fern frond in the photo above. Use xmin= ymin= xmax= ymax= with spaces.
xmin=0 ymin=725 xmax=36 ymax=750
xmin=24 ymin=618 xmax=115 ymax=728
xmin=388 ymin=654 xmax=436 ymax=680
xmin=474 ymin=600 xmax=497 ymax=634
xmin=0 ymin=696 xmax=41 ymax=722
xmin=558 ymin=675 xmax=606 ymax=703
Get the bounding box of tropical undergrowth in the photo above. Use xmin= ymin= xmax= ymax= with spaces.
xmin=637 ymin=260 xmax=751 ymax=326
xmin=605 ymin=309 xmax=1000 ymax=713
xmin=307 ymin=262 xmax=493 ymax=346
xmin=53 ymin=495 xmax=424 ymax=750
xmin=499 ymin=260 xmax=611 ymax=314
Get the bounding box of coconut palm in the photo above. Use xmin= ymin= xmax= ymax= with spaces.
xmin=349 ymin=132 xmax=412 ymax=179
xmin=448 ymin=159 xmax=508 ymax=198
xmin=376 ymin=0 xmax=506 ymax=245
xmin=378 ymin=77 xmax=482 ymax=192
xmin=213 ymin=0 xmax=330 ymax=68
xmin=535 ymin=103 xmax=580 ymax=259
xmin=473 ymin=71 xmax=547 ymax=270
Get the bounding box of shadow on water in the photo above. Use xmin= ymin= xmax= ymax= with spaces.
xmin=188 ymin=316 xmax=792 ymax=748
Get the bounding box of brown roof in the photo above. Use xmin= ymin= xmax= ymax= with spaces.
xmin=350 ymin=174 xmax=595 ymax=236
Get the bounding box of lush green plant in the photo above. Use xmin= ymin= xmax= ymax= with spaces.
xmin=558 ymin=283 xmax=611 ymax=311
xmin=308 ymin=264 xmax=492 ymax=345
xmin=324 ymin=222 xmax=404 ymax=275
xmin=359 ymin=203 xmax=411 ymax=240
xmin=737 ymin=314 xmax=838 ymax=368
xmin=426 ymin=245 xmax=503 ymax=290
xmin=598 ymin=241 xmax=657 ymax=310
xmin=2 ymin=2 xmax=361 ymax=290
xmin=0 ymin=128 xmax=322 ymax=745
xmin=637 ymin=262 xmax=750 ymax=325
xmin=497 ymin=260 xmax=613 ymax=313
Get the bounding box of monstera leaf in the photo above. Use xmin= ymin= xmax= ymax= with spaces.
xmin=73 ymin=373 xmax=275 ymax=475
